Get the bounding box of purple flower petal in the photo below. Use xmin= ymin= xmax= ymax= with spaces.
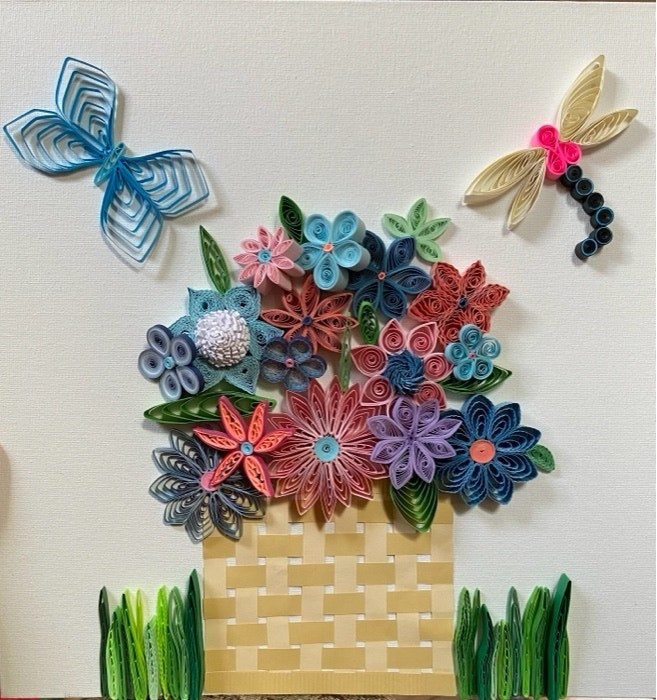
xmin=414 ymin=399 xmax=441 ymax=433
xmin=367 ymin=415 xmax=405 ymax=440
xmin=421 ymin=435 xmax=456 ymax=459
xmin=412 ymin=443 xmax=437 ymax=483
xmin=419 ymin=415 xmax=461 ymax=440
xmin=371 ymin=438 xmax=407 ymax=464
xmin=390 ymin=450 xmax=414 ymax=489
xmin=391 ymin=396 xmax=418 ymax=431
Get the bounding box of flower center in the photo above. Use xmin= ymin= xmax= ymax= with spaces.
xmin=469 ymin=439 xmax=496 ymax=464
xmin=257 ymin=249 xmax=272 ymax=263
xmin=240 ymin=441 xmax=254 ymax=455
xmin=377 ymin=271 xmax=386 ymax=280
xmin=199 ymin=471 xmax=219 ymax=492
xmin=322 ymin=242 xmax=334 ymax=253
xmin=302 ymin=315 xmax=313 ymax=326
xmin=468 ymin=351 xmax=477 ymax=359
xmin=163 ymin=356 xmax=175 ymax=369
xmin=284 ymin=357 xmax=296 ymax=368
xmin=194 ymin=310 xmax=251 ymax=368
xmin=313 ymin=435 xmax=340 ymax=462
xmin=382 ymin=349 xmax=424 ymax=395
xmin=457 ymin=295 xmax=468 ymax=309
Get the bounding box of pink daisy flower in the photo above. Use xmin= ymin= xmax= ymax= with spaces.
xmin=268 ymin=378 xmax=388 ymax=520
xmin=234 ymin=226 xmax=304 ymax=291
xmin=351 ymin=318 xmax=451 ymax=408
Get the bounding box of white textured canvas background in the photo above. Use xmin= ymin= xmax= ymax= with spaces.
xmin=0 ymin=1 xmax=654 ymax=696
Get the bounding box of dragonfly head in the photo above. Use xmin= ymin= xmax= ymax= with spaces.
xmin=530 ymin=125 xmax=581 ymax=180
xmin=94 ymin=142 xmax=126 ymax=185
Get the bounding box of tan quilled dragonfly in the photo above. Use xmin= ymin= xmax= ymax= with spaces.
xmin=463 ymin=55 xmax=638 ymax=236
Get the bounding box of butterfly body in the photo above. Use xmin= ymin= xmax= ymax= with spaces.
xmin=464 ymin=56 xmax=637 ymax=253
xmin=4 ymin=57 xmax=209 ymax=263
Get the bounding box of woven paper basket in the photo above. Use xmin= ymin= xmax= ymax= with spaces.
xmin=203 ymin=482 xmax=455 ymax=695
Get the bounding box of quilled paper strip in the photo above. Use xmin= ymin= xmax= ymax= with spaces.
xmin=547 ymin=574 xmax=572 ymax=700
xmin=476 ymin=604 xmax=494 ymax=700
xmin=338 ymin=326 xmax=352 ymax=391
xmin=144 ymin=619 xmax=159 ymax=700
xmin=440 ymin=365 xmax=512 ymax=395
xmin=493 ymin=620 xmax=513 ymax=700
xmin=156 ymin=587 xmax=170 ymax=700
xmin=99 ymin=587 xmax=111 ymax=697
xmin=507 ymin=587 xmax=523 ymax=697
xmin=357 ymin=299 xmax=379 ymax=344
xmin=200 ymin=226 xmax=231 ymax=294
xmin=522 ymin=586 xmax=551 ymax=699
xmin=122 ymin=591 xmax=148 ymax=700
xmin=279 ymin=195 xmax=305 ymax=244
xmin=388 ymin=475 xmax=439 ymax=533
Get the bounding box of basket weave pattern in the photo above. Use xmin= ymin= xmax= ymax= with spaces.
xmin=203 ymin=485 xmax=455 ymax=694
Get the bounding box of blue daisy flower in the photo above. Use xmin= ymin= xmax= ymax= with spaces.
xmin=436 ymin=394 xmax=540 ymax=506
xmin=169 ymin=286 xmax=281 ymax=394
xmin=347 ymin=232 xmax=431 ymax=319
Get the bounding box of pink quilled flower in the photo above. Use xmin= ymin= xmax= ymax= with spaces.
xmin=234 ymin=226 xmax=304 ymax=291
xmin=352 ymin=318 xmax=451 ymax=409
xmin=268 ymin=378 xmax=388 ymax=520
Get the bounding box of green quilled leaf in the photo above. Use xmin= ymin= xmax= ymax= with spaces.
xmin=99 ymin=588 xmax=111 ymax=698
xmin=279 ymin=195 xmax=305 ymax=244
xmin=417 ymin=238 xmax=443 ymax=263
xmin=416 ymin=217 xmax=451 ymax=241
xmin=389 ymin=476 xmax=438 ymax=533
xmin=408 ymin=198 xmax=428 ymax=230
xmin=453 ymin=588 xmax=473 ymax=700
xmin=440 ymin=365 xmax=512 ymax=395
xmin=200 ymin=226 xmax=231 ymax=294
xmin=381 ymin=212 xmax=411 ymax=238
xmin=357 ymin=300 xmax=379 ymax=345
xmin=338 ymin=326 xmax=351 ymax=391
xmin=546 ymin=574 xmax=572 ymax=700
xmin=144 ymin=382 xmax=276 ymax=424
xmin=476 ymin=604 xmax=495 ymax=700
xmin=528 ymin=444 xmax=556 ymax=473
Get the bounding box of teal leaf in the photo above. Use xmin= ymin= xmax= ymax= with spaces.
xmin=441 ymin=365 xmax=512 ymax=394
xmin=527 ymin=444 xmax=555 ymax=472
xmin=199 ymin=226 xmax=231 ymax=293
xmin=389 ymin=476 xmax=439 ymax=532
xmin=408 ymin=198 xmax=428 ymax=230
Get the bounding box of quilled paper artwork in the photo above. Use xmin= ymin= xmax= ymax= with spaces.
xmin=139 ymin=199 xmax=554 ymax=540
xmin=3 ymin=57 xmax=208 ymax=263
xmin=463 ymin=56 xmax=637 ymax=260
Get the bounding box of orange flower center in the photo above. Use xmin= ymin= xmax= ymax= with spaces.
xmin=469 ymin=439 xmax=496 ymax=464
xmin=377 ymin=271 xmax=386 ymax=280
xmin=323 ymin=242 xmax=334 ymax=253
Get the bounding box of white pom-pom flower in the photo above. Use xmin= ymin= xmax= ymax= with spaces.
xmin=194 ymin=310 xmax=251 ymax=368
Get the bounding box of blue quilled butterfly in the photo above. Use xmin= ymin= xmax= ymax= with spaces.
xmin=4 ymin=57 xmax=209 ymax=263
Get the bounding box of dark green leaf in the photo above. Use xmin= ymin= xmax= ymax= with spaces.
xmin=494 ymin=620 xmax=513 ymax=700
xmin=199 ymin=226 xmax=231 ymax=293
xmin=279 ymin=195 xmax=305 ymax=244
xmin=99 ymin=588 xmax=111 ymax=697
xmin=389 ymin=476 xmax=439 ymax=532
xmin=357 ymin=300 xmax=379 ymax=345
xmin=476 ymin=604 xmax=494 ymax=700
xmin=506 ymin=587 xmax=522 ymax=697
xmin=441 ymin=365 xmax=512 ymax=395
xmin=454 ymin=588 xmax=473 ymax=700
xmin=528 ymin=444 xmax=555 ymax=473
xmin=547 ymin=574 xmax=572 ymax=700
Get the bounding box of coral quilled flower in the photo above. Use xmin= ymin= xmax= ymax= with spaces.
xmin=267 ymin=378 xmax=388 ymax=520
xmin=408 ymin=261 xmax=509 ymax=345
xmin=193 ymin=397 xmax=294 ymax=497
xmin=260 ymin=275 xmax=358 ymax=353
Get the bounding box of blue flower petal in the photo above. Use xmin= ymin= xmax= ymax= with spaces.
xmin=352 ymin=282 xmax=382 ymax=316
xmin=284 ymin=367 xmax=310 ymax=392
xmin=208 ymin=494 xmax=243 ymax=540
xmin=445 ymin=341 xmax=468 ymax=364
xmin=262 ymin=337 xmax=289 ymax=363
xmin=314 ymin=252 xmax=347 ymax=291
xmin=459 ymin=324 xmax=482 ymax=349
xmin=494 ymin=453 xmax=538 ymax=482
xmin=361 ymin=231 xmax=385 ymax=266
xmin=188 ymin=288 xmax=224 ymax=320
xmin=183 ymin=498 xmax=213 ymax=542
xmin=486 ymin=464 xmax=514 ymax=504
xmin=299 ymin=355 xmax=327 ymax=379
xmin=348 ymin=267 xmax=378 ymax=291
xmin=224 ymin=355 xmax=260 ymax=394
xmin=388 ymin=267 xmax=432 ymax=294
xmin=225 ymin=285 xmax=260 ymax=321
xmin=462 ymin=463 xmax=488 ymax=506
xmin=462 ymin=394 xmax=494 ymax=440
xmin=454 ymin=358 xmax=475 ymax=381
xmin=249 ymin=319 xmax=283 ymax=351
xmin=472 ymin=358 xmax=493 ymax=380
xmin=150 ymin=474 xmax=201 ymax=504
xmin=380 ymin=281 xmax=407 ymax=319
xmin=479 ymin=337 xmax=501 ymax=359
xmin=260 ymin=357 xmax=287 ymax=383
xmin=436 ymin=455 xmax=474 ymax=493
xmin=171 ymin=431 xmax=216 ymax=472
xmin=333 ymin=240 xmax=368 ymax=269
xmin=332 ymin=211 xmax=363 ymax=243
xmin=304 ymin=214 xmax=332 ymax=245
xmin=297 ymin=242 xmax=324 ymax=270
xmin=496 ymin=427 xmax=541 ymax=453
xmin=384 ymin=236 xmax=415 ymax=272
xmin=289 ymin=336 xmax=313 ymax=363
xmin=162 ymin=491 xmax=206 ymax=525
xmin=489 ymin=402 xmax=522 ymax=442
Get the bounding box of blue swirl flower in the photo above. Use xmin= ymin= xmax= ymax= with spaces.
xmin=348 ymin=232 xmax=431 ymax=319
xmin=445 ymin=324 xmax=501 ymax=381
xmin=296 ymin=211 xmax=371 ymax=291
xmin=169 ymin=286 xmax=281 ymax=394
xmin=260 ymin=336 xmax=327 ymax=392
xmin=436 ymin=394 xmax=540 ymax=506
xmin=382 ymin=349 xmax=424 ymax=395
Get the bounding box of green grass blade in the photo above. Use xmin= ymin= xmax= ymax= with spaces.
xmin=99 ymin=588 xmax=111 ymax=697
xmin=476 ymin=604 xmax=494 ymax=700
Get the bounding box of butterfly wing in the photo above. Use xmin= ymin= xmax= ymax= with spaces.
xmin=558 ymin=56 xmax=605 ymax=141
xmin=3 ymin=109 xmax=103 ymax=173
xmin=572 ymin=108 xmax=638 ymax=148
xmin=55 ymin=57 xmax=116 ymax=154
xmin=100 ymin=163 xmax=164 ymax=263
xmin=122 ymin=150 xmax=209 ymax=216
xmin=463 ymin=148 xmax=546 ymax=205
xmin=507 ymin=154 xmax=547 ymax=230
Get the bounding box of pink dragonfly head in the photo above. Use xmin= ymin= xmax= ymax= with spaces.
xmin=531 ymin=124 xmax=582 ymax=180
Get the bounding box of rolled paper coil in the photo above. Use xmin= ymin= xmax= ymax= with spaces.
xmin=379 ymin=320 xmax=406 ymax=354
xmin=406 ymin=323 xmax=438 ymax=356
xmin=424 ymin=354 xmax=452 ymax=381
xmin=582 ymin=192 xmax=604 ymax=214
xmin=571 ymin=178 xmax=594 ymax=201
xmin=575 ymin=238 xmax=598 ymax=260
xmin=559 ymin=165 xmax=583 ymax=188
xmin=591 ymin=206 xmax=614 ymax=228
xmin=361 ymin=376 xmax=394 ymax=406
xmin=592 ymin=227 xmax=613 ymax=246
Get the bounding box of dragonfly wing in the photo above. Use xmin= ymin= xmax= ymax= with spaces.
xmin=463 ymin=148 xmax=546 ymax=205
xmin=100 ymin=163 xmax=163 ymax=263
xmin=572 ymin=109 xmax=638 ymax=148
xmin=507 ymin=153 xmax=547 ymax=230
xmin=558 ymin=55 xmax=605 ymax=141
xmin=55 ymin=57 xmax=116 ymax=153
xmin=123 ymin=150 xmax=209 ymax=216
xmin=3 ymin=109 xmax=102 ymax=173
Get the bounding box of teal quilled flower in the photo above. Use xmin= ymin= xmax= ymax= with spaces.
xmin=296 ymin=210 xmax=371 ymax=291
xmin=445 ymin=324 xmax=501 ymax=381
xmin=169 ymin=286 xmax=281 ymax=394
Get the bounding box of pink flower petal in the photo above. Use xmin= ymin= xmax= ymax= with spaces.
xmin=406 ymin=322 xmax=439 ymax=357
xmin=241 ymin=238 xmax=261 ymax=253
xmin=257 ymin=226 xmax=272 ymax=249
xmin=234 ymin=252 xmax=258 ymax=265
xmin=352 ymin=345 xmax=387 ymax=376
xmin=379 ymin=318 xmax=406 ymax=354
xmin=361 ymin=376 xmax=394 ymax=407
xmin=424 ymin=353 xmax=452 ymax=381
xmin=238 ymin=262 xmax=260 ymax=282
xmin=252 ymin=263 xmax=268 ymax=288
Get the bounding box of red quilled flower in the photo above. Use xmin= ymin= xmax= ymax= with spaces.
xmin=260 ymin=275 xmax=358 ymax=353
xmin=408 ymin=260 xmax=509 ymax=345
xmin=267 ymin=378 xmax=388 ymax=520
xmin=193 ymin=397 xmax=294 ymax=497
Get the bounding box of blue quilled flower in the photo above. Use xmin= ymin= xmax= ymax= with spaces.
xmin=436 ymin=394 xmax=540 ymax=506
xmin=3 ymin=57 xmax=208 ymax=263
xmin=348 ymin=232 xmax=431 ymax=319
xmin=150 ymin=431 xmax=266 ymax=542
xmin=260 ymin=336 xmax=327 ymax=392
xmin=445 ymin=324 xmax=501 ymax=381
